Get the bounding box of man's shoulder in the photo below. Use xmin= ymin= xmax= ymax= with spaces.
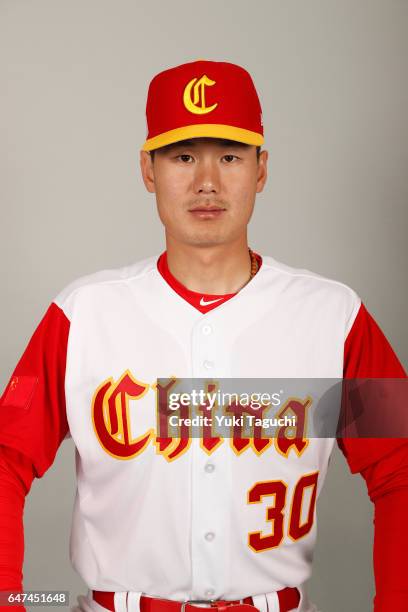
xmin=52 ymin=253 xmax=160 ymax=311
xmin=261 ymin=253 xmax=359 ymax=296
xmin=260 ymin=253 xmax=362 ymax=328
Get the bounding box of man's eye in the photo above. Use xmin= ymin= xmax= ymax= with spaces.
xmin=177 ymin=154 xmax=194 ymax=163
xmin=223 ymin=154 xmax=238 ymax=162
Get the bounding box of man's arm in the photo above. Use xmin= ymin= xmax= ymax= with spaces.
xmin=361 ymin=443 xmax=408 ymax=610
xmin=337 ymin=301 xmax=408 ymax=612
xmin=0 ymin=301 xmax=71 ymax=610
xmin=0 ymin=446 xmax=35 ymax=610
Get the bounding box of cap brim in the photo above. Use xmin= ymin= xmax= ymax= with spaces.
xmin=141 ymin=123 xmax=264 ymax=151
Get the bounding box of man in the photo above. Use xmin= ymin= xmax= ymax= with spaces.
xmin=0 ymin=59 xmax=407 ymax=612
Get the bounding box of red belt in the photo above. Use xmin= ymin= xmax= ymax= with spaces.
xmin=92 ymin=588 xmax=300 ymax=612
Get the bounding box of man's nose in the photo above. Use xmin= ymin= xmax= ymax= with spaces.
xmin=193 ymin=160 xmax=220 ymax=193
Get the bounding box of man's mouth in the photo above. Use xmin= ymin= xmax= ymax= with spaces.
xmin=188 ymin=205 xmax=226 ymax=218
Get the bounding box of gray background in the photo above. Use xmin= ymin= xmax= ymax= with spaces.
xmin=1 ymin=1 xmax=407 ymax=611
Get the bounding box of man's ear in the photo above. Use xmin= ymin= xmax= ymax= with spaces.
xmin=140 ymin=150 xmax=156 ymax=193
xmin=256 ymin=149 xmax=268 ymax=194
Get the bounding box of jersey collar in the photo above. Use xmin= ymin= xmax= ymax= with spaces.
xmin=156 ymin=250 xmax=263 ymax=314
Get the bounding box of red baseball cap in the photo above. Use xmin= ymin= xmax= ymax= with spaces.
xmin=141 ymin=59 xmax=264 ymax=151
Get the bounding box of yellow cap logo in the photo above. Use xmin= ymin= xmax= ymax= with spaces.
xmin=183 ymin=74 xmax=218 ymax=115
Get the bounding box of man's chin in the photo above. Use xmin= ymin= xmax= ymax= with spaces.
xmin=182 ymin=237 xmax=228 ymax=249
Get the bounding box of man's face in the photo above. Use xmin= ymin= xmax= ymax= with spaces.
xmin=140 ymin=137 xmax=268 ymax=248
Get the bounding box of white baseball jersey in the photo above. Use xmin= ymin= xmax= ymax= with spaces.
xmin=0 ymin=251 xmax=376 ymax=612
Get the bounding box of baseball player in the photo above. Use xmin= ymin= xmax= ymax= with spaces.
xmin=0 ymin=59 xmax=407 ymax=612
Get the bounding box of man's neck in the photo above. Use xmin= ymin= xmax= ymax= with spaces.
xmin=165 ymin=239 xmax=253 ymax=295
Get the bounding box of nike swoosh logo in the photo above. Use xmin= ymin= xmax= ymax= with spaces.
xmin=199 ymin=297 xmax=224 ymax=306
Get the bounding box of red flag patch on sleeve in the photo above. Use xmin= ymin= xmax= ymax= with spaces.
xmin=1 ymin=375 xmax=38 ymax=410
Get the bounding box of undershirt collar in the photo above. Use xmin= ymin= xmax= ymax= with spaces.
xmin=156 ymin=250 xmax=263 ymax=314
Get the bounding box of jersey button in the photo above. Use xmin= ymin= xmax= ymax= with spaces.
xmin=204 ymin=531 xmax=215 ymax=541
xmin=203 ymin=360 xmax=214 ymax=369
xmin=204 ymin=463 xmax=215 ymax=473
xmin=202 ymin=325 xmax=212 ymax=335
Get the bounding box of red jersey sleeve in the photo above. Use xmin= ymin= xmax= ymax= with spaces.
xmin=0 ymin=302 xmax=70 ymax=478
xmin=339 ymin=301 xmax=407 ymax=471
xmin=338 ymin=301 xmax=408 ymax=611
